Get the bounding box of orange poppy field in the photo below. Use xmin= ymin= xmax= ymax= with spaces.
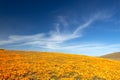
xmin=0 ymin=50 xmax=120 ymax=80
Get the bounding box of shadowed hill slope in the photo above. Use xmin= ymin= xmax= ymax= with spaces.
xmin=101 ymin=52 xmax=120 ymax=60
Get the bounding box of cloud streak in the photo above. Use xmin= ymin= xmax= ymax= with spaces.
xmin=0 ymin=12 xmax=116 ymax=55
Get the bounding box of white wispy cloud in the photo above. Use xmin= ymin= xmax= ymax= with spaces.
xmin=55 ymin=43 xmax=120 ymax=56
xmin=0 ymin=12 xmax=117 ymax=55
xmin=57 ymin=16 xmax=69 ymax=27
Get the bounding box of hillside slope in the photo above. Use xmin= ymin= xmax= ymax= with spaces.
xmin=0 ymin=50 xmax=120 ymax=80
xmin=101 ymin=52 xmax=120 ymax=60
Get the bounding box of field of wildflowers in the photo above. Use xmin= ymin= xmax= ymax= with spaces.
xmin=0 ymin=50 xmax=120 ymax=80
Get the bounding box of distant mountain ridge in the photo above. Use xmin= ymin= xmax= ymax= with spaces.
xmin=101 ymin=52 xmax=120 ymax=60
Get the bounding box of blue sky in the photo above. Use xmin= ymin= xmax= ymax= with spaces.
xmin=0 ymin=0 xmax=120 ymax=56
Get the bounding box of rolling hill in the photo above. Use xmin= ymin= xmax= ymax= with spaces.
xmin=0 ymin=50 xmax=120 ymax=80
xmin=101 ymin=52 xmax=120 ymax=60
